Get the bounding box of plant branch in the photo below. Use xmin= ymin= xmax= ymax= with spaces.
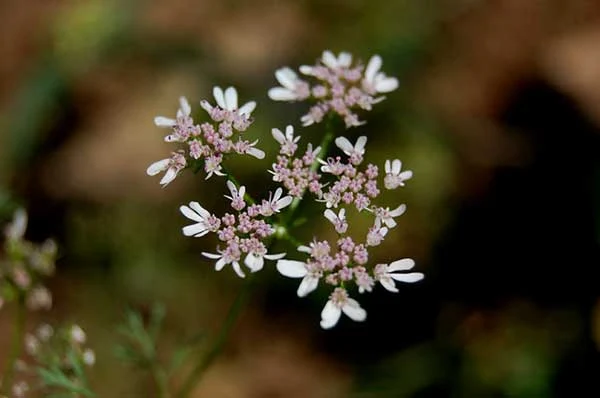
xmin=2 ymin=295 xmax=26 ymax=395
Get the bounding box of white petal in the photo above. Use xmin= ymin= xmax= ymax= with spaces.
xmin=355 ymin=136 xmax=367 ymax=153
xmin=213 ymin=87 xmax=226 ymax=109
xmin=365 ymin=55 xmax=382 ymax=83
xmin=226 ymin=181 xmax=237 ymax=197
xmin=342 ymin=299 xmax=367 ymax=322
xmin=180 ymin=205 xmax=204 ymax=222
xmin=384 ymin=217 xmax=397 ymax=229
xmin=247 ymin=147 xmax=265 ymax=159
xmin=244 ymin=253 xmax=264 ymax=272
xmin=232 ymin=261 xmax=246 ymax=278
xmin=224 ymin=87 xmax=238 ymax=110
xmin=399 ymin=170 xmax=413 ymax=181
xmin=276 ymin=196 xmax=293 ymax=210
xmin=179 ymin=96 xmax=191 ymax=116
xmin=320 ymin=300 xmax=341 ymax=329
xmin=159 ymin=168 xmax=177 ymax=186
xmin=7 ymin=209 xmax=27 ymax=240
xmin=238 ymin=186 xmax=246 ymax=198
xmin=200 ymin=100 xmax=213 ymax=113
xmin=299 ymin=65 xmax=314 ymax=75
xmin=238 ymin=101 xmax=256 ymax=116
xmin=392 ymin=159 xmax=402 ymax=175
xmin=379 ymin=277 xmax=398 ymax=293
xmin=321 ymin=50 xmax=338 ymax=68
xmin=285 ymin=125 xmax=294 ymax=140
xmin=375 ymin=76 xmax=399 ymax=93
xmin=182 ymin=223 xmax=208 ymax=237
xmin=390 ymin=204 xmax=407 ymax=217
xmin=338 ymin=208 xmax=346 ymax=220
xmin=268 ymin=88 xmax=298 ymax=101
xmin=387 ymin=258 xmax=415 ymax=272
xmin=297 ymin=245 xmax=311 ymax=254
xmin=188 ymin=202 xmax=211 ymax=219
xmin=390 ymin=272 xmax=424 ymax=283
xmin=146 ymin=159 xmax=170 ymax=176
xmin=272 ymin=128 xmax=285 ymax=144
xmin=335 ymin=137 xmax=354 ymax=154
xmin=215 ymin=257 xmax=227 ymax=271
xmin=154 ymin=117 xmax=176 ymax=127
xmin=202 ymin=252 xmax=221 ymax=259
xmin=338 ymin=52 xmax=352 ymax=67
xmin=272 ymin=187 xmax=283 ymax=201
xmin=324 ymin=209 xmax=337 ymax=224
xmin=264 ymin=252 xmax=287 ymax=260
xmin=275 ymin=67 xmax=298 ymax=89
xmin=385 ymin=159 xmax=391 ymax=174
xmin=297 ymin=276 xmax=319 ymax=297
xmin=276 ymin=260 xmax=307 ymax=278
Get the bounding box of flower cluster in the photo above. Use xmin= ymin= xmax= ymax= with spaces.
xmin=10 ymin=324 xmax=95 ymax=397
xmin=268 ymin=50 xmax=399 ymax=128
xmin=147 ymin=87 xmax=265 ymax=186
xmin=274 ymin=133 xmax=421 ymax=328
xmin=180 ymin=181 xmax=292 ymax=277
xmin=1 ymin=209 xmax=56 ymax=311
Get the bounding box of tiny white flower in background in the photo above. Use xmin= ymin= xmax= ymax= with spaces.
xmin=83 ymin=348 xmax=96 ymax=366
xmin=146 ymin=151 xmax=186 ymax=187
xmin=244 ymin=251 xmax=286 ymax=273
xmin=320 ymin=287 xmax=366 ymax=329
xmin=324 ymin=208 xmax=348 ymax=234
xmin=362 ymin=55 xmax=399 ymax=94
xmin=154 ymin=96 xmax=192 ymax=142
xmin=268 ymin=68 xmax=309 ymax=101
xmin=202 ymin=250 xmax=245 ymax=278
xmin=272 ymin=125 xmax=301 ymax=155
xmin=276 ymin=259 xmax=321 ymax=297
xmin=5 ymin=208 xmax=27 ymax=241
xmin=302 ymin=50 xmax=352 ymax=73
xmin=180 ymin=201 xmax=213 ymax=237
xmin=384 ymin=159 xmax=412 ymax=189
xmin=70 ymin=325 xmax=86 ymax=344
xmin=374 ymin=259 xmax=424 ymax=293
xmin=374 ymin=204 xmax=406 ymax=228
xmin=335 ymin=136 xmax=367 ymax=159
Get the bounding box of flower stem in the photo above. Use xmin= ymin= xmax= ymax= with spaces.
xmin=152 ymin=363 xmax=171 ymax=398
xmin=2 ymin=295 xmax=26 ymax=395
xmin=175 ymin=275 xmax=255 ymax=398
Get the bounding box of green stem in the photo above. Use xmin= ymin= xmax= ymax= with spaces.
xmin=152 ymin=363 xmax=171 ymax=398
xmin=175 ymin=275 xmax=255 ymax=398
xmin=2 ymin=295 xmax=26 ymax=395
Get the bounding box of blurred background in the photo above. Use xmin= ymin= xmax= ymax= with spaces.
xmin=1 ymin=0 xmax=600 ymax=396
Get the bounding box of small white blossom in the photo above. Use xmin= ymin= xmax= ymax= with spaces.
xmin=224 ymin=181 xmax=246 ymax=211
xmin=366 ymin=218 xmax=388 ymax=247
xmin=82 ymin=348 xmax=96 ymax=366
xmin=202 ymin=249 xmax=245 ymax=278
xmin=180 ymin=201 xmax=214 ymax=237
xmin=320 ymin=287 xmax=366 ymax=329
xmin=374 ymin=259 xmax=423 ymax=292
xmin=154 ymin=96 xmax=195 ymax=143
xmin=260 ymin=188 xmax=293 ymax=216
xmin=301 ymin=50 xmax=352 ymax=75
xmin=384 ymin=159 xmax=412 ymax=189
xmin=244 ymin=139 xmax=266 ymax=159
xmin=70 ymin=325 xmax=86 ymax=344
xmin=268 ymin=68 xmax=309 ymax=101
xmin=362 ymin=55 xmax=399 ymax=94
xmin=335 ymin=136 xmax=367 ymax=163
xmin=374 ymin=204 xmax=406 ymax=228
xmin=276 ymin=259 xmax=321 ymax=297
xmin=244 ymin=251 xmax=286 ymax=273
xmin=324 ymin=208 xmax=348 ymax=234
xmin=5 ymin=208 xmax=27 ymax=240
xmin=202 ymin=86 xmax=256 ymax=116
xmin=272 ymin=125 xmax=300 ymax=155
xmin=146 ymin=151 xmax=186 ymax=187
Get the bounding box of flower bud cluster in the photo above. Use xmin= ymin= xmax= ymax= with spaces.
xmin=180 ymin=181 xmax=292 ymax=277
xmin=1 ymin=209 xmax=56 ymax=312
xmin=268 ymin=50 xmax=399 ymax=128
xmin=147 ymin=87 xmax=265 ymax=186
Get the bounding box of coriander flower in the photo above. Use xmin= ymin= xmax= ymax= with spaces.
xmin=5 ymin=208 xmax=27 ymax=241
xmin=268 ymin=68 xmax=310 ymax=101
xmin=180 ymin=201 xmax=219 ymax=237
xmin=272 ymin=125 xmax=301 ymax=156
xmin=146 ymin=151 xmax=186 ymax=187
xmin=384 ymin=159 xmax=412 ymax=189
xmin=335 ymin=136 xmax=367 ymax=164
xmin=374 ymin=259 xmax=423 ymax=292
xmin=244 ymin=249 xmax=286 ymax=272
xmin=324 ymin=208 xmax=348 ymax=234
xmin=259 ymin=188 xmax=293 ymax=216
xmin=362 ymin=55 xmax=399 ymax=95
xmin=374 ymin=204 xmax=406 ymax=228
xmin=202 ymin=86 xmax=256 ymax=116
xmin=320 ymin=287 xmax=366 ymax=329
xmin=154 ymin=96 xmax=199 ymax=143
xmin=202 ymin=246 xmax=245 ymax=278
xmin=224 ymin=181 xmax=246 ymax=211
xmin=276 ymin=258 xmax=321 ymax=297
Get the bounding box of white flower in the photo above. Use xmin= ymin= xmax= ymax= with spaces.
xmin=276 ymin=259 xmax=321 ymax=297
xmin=324 ymin=208 xmax=348 ymax=234
xmin=245 ymin=251 xmax=286 ymax=273
xmin=272 ymin=125 xmax=300 ymax=155
xmin=202 ymin=86 xmax=256 ymax=116
xmin=202 ymin=249 xmax=245 ymax=278
xmin=70 ymin=325 xmax=86 ymax=344
xmin=180 ymin=201 xmax=213 ymax=237
xmin=301 ymin=50 xmax=353 ymax=76
xmin=5 ymin=208 xmax=27 ymax=240
xmin=83 ymin=349 xmax=96 ymax=366
xmin=268 ymin=68 xmax=309 ymax=101
xmin=260 ymin=188 xmax=293 ymax=216
xmin=374 ymin=259 xmax=424 ymax=293
xmin=154 ymin=96 xmax=195 ymax=143
xmin=244 ymin=139 xmax=266 ymax=159
xmin=146 ymin=151 xmax=186 ymax=187
xmin=374 ymin=204 xmax=406 ymax=228
xmin=384 ymin=159 xmax=412 ymax=189
xmin=335 ymin=136 xmax=367 ymax=158
xmin=362 ymin=55 xmax=399 ymax=94
xmin=154 ymin=96 xmax=190 ymax=128
xmin=366 ymin=218 xmax=388 ymax=247
xmin=320 ymin=287 xmax=366 ymax=329
xmin=224 ymin=181 xmax=246 ymax=210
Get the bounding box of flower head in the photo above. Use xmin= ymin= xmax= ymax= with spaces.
xmin=320 ymin=287 xmax=366 ymax=329
xmin=384 ymin=159 xmax=412 ymax=189
xmin=362 ymin=55 xmax=399 ymax=95
xmin=374 ymin=259 xmax=424 ymax=292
